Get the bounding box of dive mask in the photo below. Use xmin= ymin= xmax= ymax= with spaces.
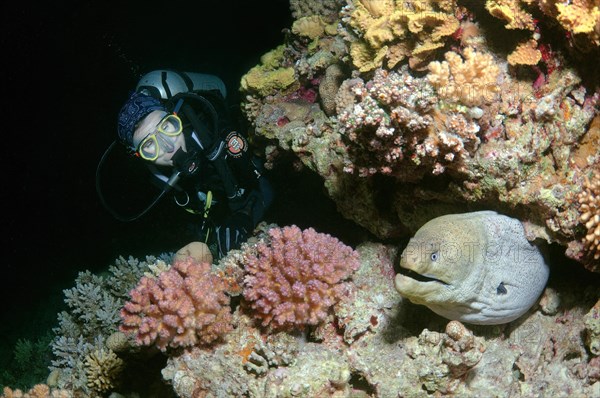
xmin=136 ymin=113 xmax=183 ymax=161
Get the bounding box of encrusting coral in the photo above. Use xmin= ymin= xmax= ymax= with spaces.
xmin=485 ymin=0 xmax=537 ymax=31
xmin=487 ymin=0 xmax=600 ymax=53
xmin=507 ymin=39 xmax=543 ymax=66
xmin=342 ymin=0 xmax=461 ymax=70
xmin=243 ymin=225 xmax=360 ymax=331
xmin=120 ymin=257 xmax=233 ymax=351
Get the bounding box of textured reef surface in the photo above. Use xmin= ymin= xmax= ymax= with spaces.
xmin=242 ymin=0 xmax=600 ymax=273
xmin=5 ymin=1 xmax=600 ymax=397
xmin=21 ymin=237 xmax=600 ymax=397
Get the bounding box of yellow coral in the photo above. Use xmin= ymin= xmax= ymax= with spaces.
xmin=240 ymin=66 xmax=298 ymax=97
xmin=428 ymin=47 xmax=501 ymax=106
xmin=240 ymin=46 xmax=298 ymax=96
xmin=350 ymin=42 xmax=388 ymax=72
xmin=507 ymin=39 xmax=542 ymax=65
xmin=555 ymin=1 xmax=600 ymax=35
xmin=485 ymin=0 xmax=537 ymax=30
xmin=292 ymin=15 xmax=327 ymax=40
xmin=386 ymin=42 xmax=411 ymax=68
xmin=490 ymin=0 xmax=600 ymax=48
xmin=84 ymin=348 xmax=124 ymax=395
xmin=346 ymin=0 xmax=460 ymax=71
xmin=410 ymin=41 xmax=446 ymax=70
xmin=578 ymin=172 xmax=600 ymax=260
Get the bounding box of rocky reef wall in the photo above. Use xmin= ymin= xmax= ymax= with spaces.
xmin=240 ymin=0 xmax=600 ymax=273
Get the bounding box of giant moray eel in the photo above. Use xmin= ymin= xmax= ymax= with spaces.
xmin=395 ymin=211 xmax=549 ymax=325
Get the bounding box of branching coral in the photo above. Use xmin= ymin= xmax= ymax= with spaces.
xmin=120 ymin=257 xmax=233 ymax=351
xmin=427 ymin=46 xmax=501 ymax=107
xmin=49 ymin=255 xmax=161 ymax=392
xmin=578 ymin=171 xmax=600 ymax=260
xmin=337 ymin=67 xmax=481 ymax=177
xmin=243 ymin=225 xmax=360 ymax=331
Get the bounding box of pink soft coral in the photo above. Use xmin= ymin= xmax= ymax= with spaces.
xmin=243 ymin=225 xmax=360 ymax=331
xmin=120 ymin=257 xmax=232 ymax=351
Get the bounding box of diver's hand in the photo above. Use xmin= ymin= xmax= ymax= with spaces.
xmin=215 ymin=211 xmax=253 ymax=257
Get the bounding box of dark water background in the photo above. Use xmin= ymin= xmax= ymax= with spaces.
xmin=0 ymin=0 xmax=300 ymax=379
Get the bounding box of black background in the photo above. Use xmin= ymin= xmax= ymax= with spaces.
xmin=1 ymin=0 xmax=292 ymax=325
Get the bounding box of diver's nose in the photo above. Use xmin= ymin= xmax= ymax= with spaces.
xmin=157 ymin=134 xmax=176 ymax=153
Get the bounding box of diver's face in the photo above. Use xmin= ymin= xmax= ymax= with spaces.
xmin=133 ymin=110 xmax=187 ymax=166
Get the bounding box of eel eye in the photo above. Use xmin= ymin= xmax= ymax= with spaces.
xmin=430 ymin=251 xmax=439 ymax=261
xmin=497 ymin=282 xmax=508 ymax=295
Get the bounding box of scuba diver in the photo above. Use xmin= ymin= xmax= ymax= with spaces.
xmin=97 ymin=70 xmax=273 ymax=258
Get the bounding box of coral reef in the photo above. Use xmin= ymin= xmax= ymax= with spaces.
xmin=1 ymin=385 xmax=71 ymax=398
xmin=578 ymin=171 xmax=600 ymax=265
xmin=243 ymin=225 xmax=360 ymax=331
xmin=486 ymin=0 xmax=600 ymax=54
xmin=337 ymin=66 xmax=484 ymax=177
xmin=584 ymin=298 xmax=600 ymax=356
xmin=341 ymin=0 xmax=461 ymax=71
xmin=290 ymin=0 xmax=345 ymax=22
xmin=48 ymin=255 xmax=160 ymax=393
xmin=240 ymin=0 xmax=600 ymax=271
xmin=120 ymin=257 xmax=232 ymax=351
xmin=427 ymin=46 xmax=501 ymax=107
xmin=31 ymin=240 xmax=600 ymax=397
xmin=158 ymin=242 xmax=600 ymax=397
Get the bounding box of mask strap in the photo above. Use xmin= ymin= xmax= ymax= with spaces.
xmin=172 ymin=98 xmax=184 ymax=114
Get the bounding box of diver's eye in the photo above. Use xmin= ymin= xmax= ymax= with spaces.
xmin=430 ymin=251 xmax=439 ymax=261
xmin=141 ymin=139 xmax=157 ymax=155
xmin=160 ymin=120 xmax=175 ymax=132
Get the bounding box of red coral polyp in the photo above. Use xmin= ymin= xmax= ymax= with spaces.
xmin=120 ymin=258 xmax=232 ymax=351
xmin=243 ymin=225 xmax=360 ymax=331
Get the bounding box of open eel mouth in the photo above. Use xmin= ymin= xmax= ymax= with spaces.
xmin=397 ymin=266 xmax=449 ymax=286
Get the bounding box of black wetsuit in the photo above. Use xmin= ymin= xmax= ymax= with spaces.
xmin=152 ymin=89 xmax=273 ymax=255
